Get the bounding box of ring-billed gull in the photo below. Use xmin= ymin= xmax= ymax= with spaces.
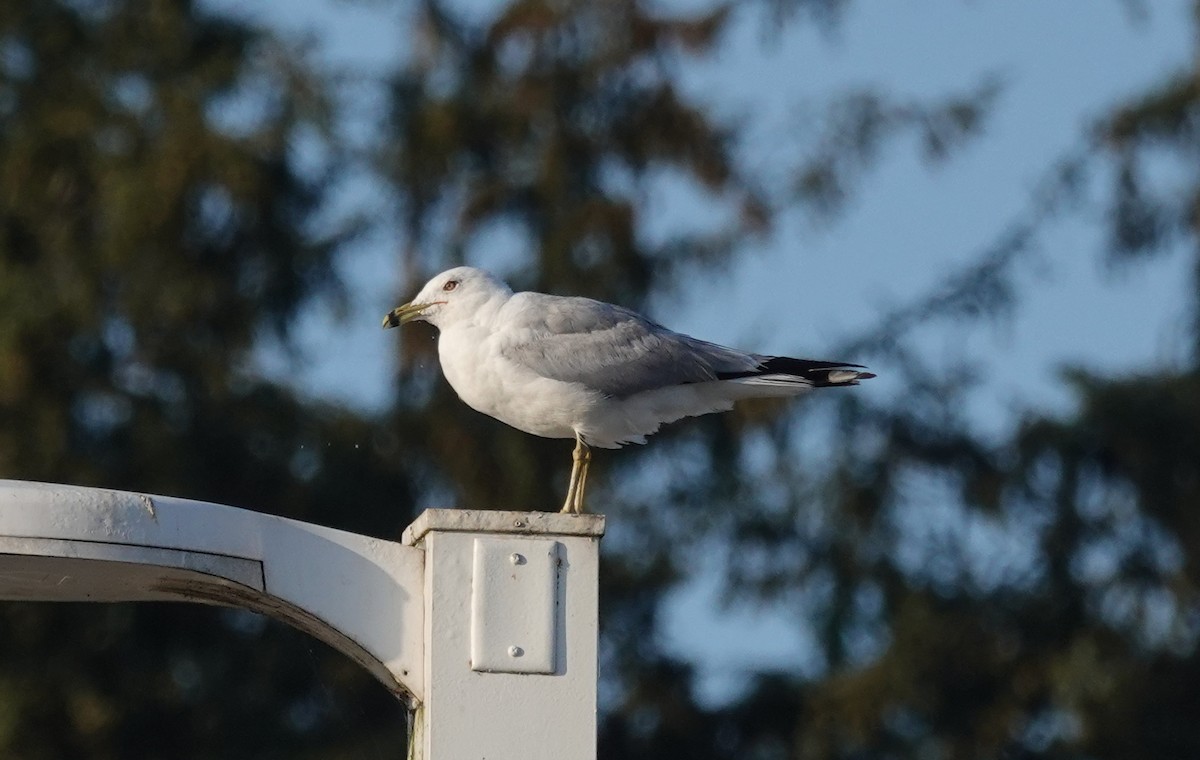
xmin=384 ymin=266 xmax=874 ymax=514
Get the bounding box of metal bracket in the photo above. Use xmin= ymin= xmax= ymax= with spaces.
xmin=470 ymin=536 xmax=559 ymax=674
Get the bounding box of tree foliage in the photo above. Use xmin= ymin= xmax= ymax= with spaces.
xmin=0 ymin=0 xmax=1198 ymax=758
xmin=0 ymin=1 xmax=412 ymax=757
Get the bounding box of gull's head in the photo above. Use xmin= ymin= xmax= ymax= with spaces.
xmin=382 ymin=266 xmax=512 ymax=330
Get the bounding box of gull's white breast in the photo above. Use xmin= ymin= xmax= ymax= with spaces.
xmin=437 ymin=321 xmax=598 ymax=441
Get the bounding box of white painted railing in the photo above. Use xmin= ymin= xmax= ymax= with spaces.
xmin=0 ymin=479 xmax=604 ymax=759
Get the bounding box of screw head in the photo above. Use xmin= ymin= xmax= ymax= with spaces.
xmin=509 ymin=552 xmax=526 ymax=565
xmin=508 ymin=645 xmax=524 ymax=658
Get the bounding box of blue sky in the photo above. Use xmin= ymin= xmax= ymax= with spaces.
xmin=208 ymin=0 xmax=1198 ymax=701
xmin=225 ymin=0 xmax=1197 ymax=418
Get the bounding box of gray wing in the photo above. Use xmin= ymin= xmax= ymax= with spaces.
xmin=499 ymin=293 xmax=759 ymax=398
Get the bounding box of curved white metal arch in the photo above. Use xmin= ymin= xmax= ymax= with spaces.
xmin=0 ymin=479 xmax=607 ymax=759
xmin=0 ymin=479 xmax=424 ymax=701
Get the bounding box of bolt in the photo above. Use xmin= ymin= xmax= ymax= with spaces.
xmin=508 ymin=645 xmax=523 ymax=658
xmin=509 ymin=552 xmax=525 ymax=565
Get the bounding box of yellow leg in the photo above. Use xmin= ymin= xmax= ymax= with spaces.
xmin=572 ymin=441 xmax=592 ymax=514
xmin=560 ymin=434 xmax=591 ymax=514
xmin=561 ymin=441 xmax=582 ymax=514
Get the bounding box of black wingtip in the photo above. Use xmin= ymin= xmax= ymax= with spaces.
xmin=717 ymin=357 xmax=876 ymax=387
xmin=762 ymin=357 xmax=875 ymax=386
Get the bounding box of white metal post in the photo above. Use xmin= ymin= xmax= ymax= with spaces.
xmin=403 ymin=509 xmax=605 ymax=760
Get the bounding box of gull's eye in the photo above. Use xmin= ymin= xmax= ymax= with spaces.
xmin=442 ymin=280 xmax=459 ymax=292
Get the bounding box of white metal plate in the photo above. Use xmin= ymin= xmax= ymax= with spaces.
xmin=470 ymin=536 xmax=559 ymax=674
